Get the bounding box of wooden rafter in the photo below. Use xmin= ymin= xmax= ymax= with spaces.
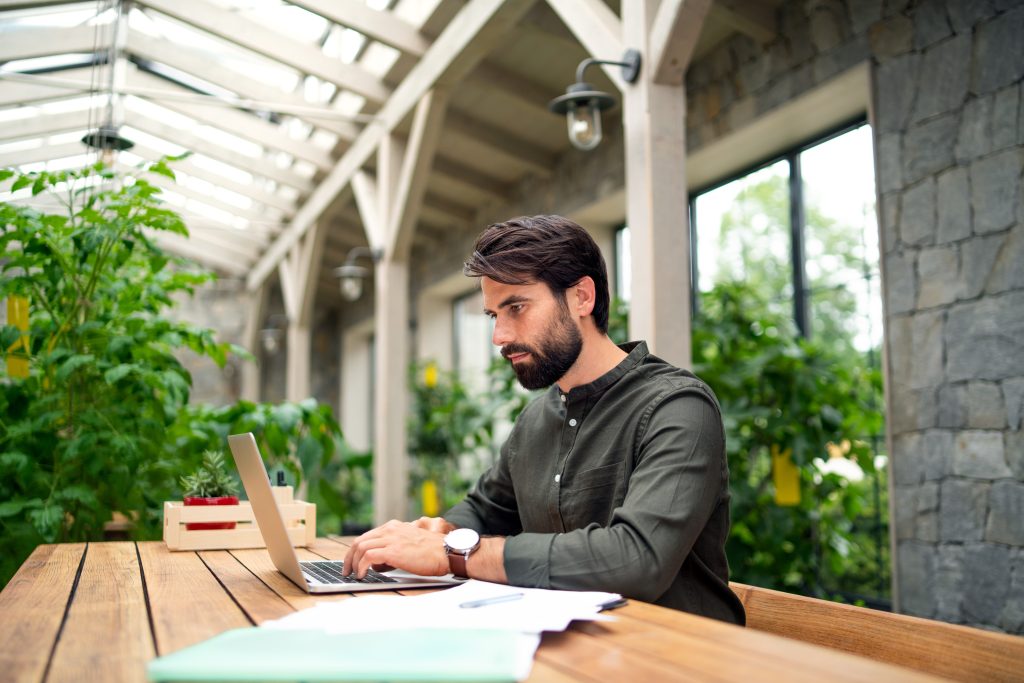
xmin=544 ymin=0 xmax=624 ymax=86
xmin=649 ymin=0 xmax=712 ymax=85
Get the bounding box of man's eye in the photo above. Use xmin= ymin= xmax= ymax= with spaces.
xmin=509 ymin=304 xmax=523 ymax=314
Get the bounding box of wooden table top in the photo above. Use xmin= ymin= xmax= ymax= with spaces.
xmin=0 ymin=538 xmax=948 ymax=682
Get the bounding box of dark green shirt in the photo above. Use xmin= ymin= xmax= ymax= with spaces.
xmin=445 ymin=341 xmax=745 ymax=625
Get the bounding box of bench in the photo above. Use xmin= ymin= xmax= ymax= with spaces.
xmin=731 ymin=582 xmax=1024 ymax=682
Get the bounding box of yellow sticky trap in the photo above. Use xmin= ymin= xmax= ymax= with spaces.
xmin=772 ymin=444 xmax=800 ymax=506
xmin=421 ymin=479 xmax=440 ymax=518
xmin=6 ymin=296 xmax=29 ymax=378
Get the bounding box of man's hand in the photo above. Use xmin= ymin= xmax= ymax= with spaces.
xmin=342 ymin=520 xmax=449 ymax=579
xmin=411 ymin=516 xmax=456 ymax=534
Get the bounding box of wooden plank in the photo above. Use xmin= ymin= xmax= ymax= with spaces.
xmin=136 ymin=541 xmax=251 ymax=655
xmin=537 ymin=630 xmax=703 ymax=682
xmin=649 ymin=0 xmax=712 ymax=86
xmin=197 ymin=551 xmax=295 ymax=625
xmin=544 ymin=0 xmax=624 ymax=86
xmin=0 ymin=24 xmax=96 ymax=61
xmin=290 ymin=0 xmax=431 ymax=57
xmin=228 ymin=547 xmax=357 ymax=611
xmin=0 ymin=544 xmax=85 ymax=683
xmin=735 ymin=582 xmax=1024 ymax=682
xmin=605 ymin=599 xmax=944 ymax=682
xmin=46 ymin=543 xmax=154 ymax=683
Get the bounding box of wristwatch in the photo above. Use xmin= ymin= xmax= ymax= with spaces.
xmin=443 ymin=528 xmax=480 ymax=578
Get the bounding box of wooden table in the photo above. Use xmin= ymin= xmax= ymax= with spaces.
xmin=0 ymin=539 xmax=947 ymax=682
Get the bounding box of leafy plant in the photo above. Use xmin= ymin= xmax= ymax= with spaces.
xmin=167 ymin=399 xmax=367 ymax=534
xmin=180 ymin=450 xmax=238 ymax=498
xmin=0 ymin=160 xmax=240 ymax=587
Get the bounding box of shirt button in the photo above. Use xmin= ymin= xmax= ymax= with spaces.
xmin=569 ymin=418 xmax=578 ymax=427
xmin=560 ymin=394 xmax=566 ymax=402
xmin=554 ymin=474 xmax=561 ymax=484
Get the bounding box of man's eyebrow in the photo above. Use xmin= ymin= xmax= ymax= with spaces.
xmin=483 ymin=294 xmax=530 ymax=316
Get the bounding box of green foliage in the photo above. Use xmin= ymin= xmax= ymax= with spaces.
xmin=167 ymin=399 xmax=368 ymax=534
xmin=0 ymin=161 xmax=239 ymax=586
xmin=179 ymin=450 xmax=238 ymax=498
xmin=691 ymin=281 xmax=887 ymax=599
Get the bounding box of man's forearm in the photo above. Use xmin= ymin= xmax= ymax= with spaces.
xmin=466 ymin=536 xmax=507 ymax=583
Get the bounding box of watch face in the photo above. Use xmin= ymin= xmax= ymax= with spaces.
xmin=445 ymin=527 xmax=480 ymax=552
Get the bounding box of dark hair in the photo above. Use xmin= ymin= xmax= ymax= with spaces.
xmin=463 ymin=215 xmax=611 ymax=333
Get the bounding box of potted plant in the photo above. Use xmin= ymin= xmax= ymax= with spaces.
xmin=180 ymin=450 xmax=240 ymax=530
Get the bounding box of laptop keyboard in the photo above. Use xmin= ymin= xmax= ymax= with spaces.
xmin=300 ymin=560 xmax=399 ymax=585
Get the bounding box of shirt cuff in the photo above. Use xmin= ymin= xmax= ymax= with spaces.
xmin=503 ymin=533 xmax=554 ymax=588
xmin=442 ymin=502 xmax=483 ymax=532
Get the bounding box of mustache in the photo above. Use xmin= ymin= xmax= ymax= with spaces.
xmin=501 ymin=343 xmax=536 ymax=359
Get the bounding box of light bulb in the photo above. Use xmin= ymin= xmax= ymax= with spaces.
xmin=567 ymin=100 xmax=602 ymax=151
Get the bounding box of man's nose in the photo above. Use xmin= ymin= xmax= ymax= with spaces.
xmin=492 ymin=316 xmax=513 ymax=347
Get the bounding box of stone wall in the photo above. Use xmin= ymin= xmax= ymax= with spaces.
xmin=681 ymin=0 xmax=1024 ymax=632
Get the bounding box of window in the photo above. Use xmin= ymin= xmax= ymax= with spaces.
xmin=452 ymin=290 xmax=495 ymax=395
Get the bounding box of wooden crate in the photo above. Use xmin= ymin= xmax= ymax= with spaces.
xmin=163 ymin=486 xmax=316 ymax=551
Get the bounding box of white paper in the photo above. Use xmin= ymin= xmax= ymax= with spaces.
xmin=262 ymin=580 xmax=620 ymax=635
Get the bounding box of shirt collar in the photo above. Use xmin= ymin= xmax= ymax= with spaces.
xmin=558 ymin=340 xmax=648 ymax=402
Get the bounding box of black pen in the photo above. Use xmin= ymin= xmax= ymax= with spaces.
xmin=459 ymin=592 xmax=525 ymax=609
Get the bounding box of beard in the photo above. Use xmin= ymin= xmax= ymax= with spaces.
xmin=501 ymin=303 xmax=583 ymax=390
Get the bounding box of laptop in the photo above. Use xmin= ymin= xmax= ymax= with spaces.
xmin=228 ymin=432 xmax=463 ymax=593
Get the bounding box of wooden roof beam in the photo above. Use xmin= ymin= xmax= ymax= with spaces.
xmin=713 ymin=0 xmax=777 ymax=44
xmin=544 ymin=0 xmax=625 ymax=87
xmin=650 ymin=0 xmax=712 ymax=85
xmin=290 ymin=0 xmax=431 ymax=57
xmin=0 ymin=24 xmax=96 ymax=61
xmin=135 ymin=0 xmax=391 ymax=104
xmin=247 ymin=0 xmax=539 ymax=291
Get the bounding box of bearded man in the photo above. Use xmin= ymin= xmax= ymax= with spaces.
xmin=343 ymin=215 xmax=745 ymax=625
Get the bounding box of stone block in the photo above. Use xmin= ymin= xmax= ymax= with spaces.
xmin=812 ymin=33 xmax=869 ymax=83
xmin=1001 ymin=550 xmax=1024 ymax=632
xmin=970 ymin=149 xmax=1022 ymax=234
xmin=916 ymin=387 xmax=940 ymax=430
xmin=910 ymin=310 xmax=945 ymax=389
xmin=986 ymin=225 xmax=1024 ymax=295
xmin=903 ymin=113 xmax=958 ymax=185
xmin=923 ymin=429 xmax=955 ymax=480
xmin=885 ymin=0 xmax=912 ymax=16
xmin=912 ymin=34 xmax=971 ymax=123
xmin=946 ymin=0 xmax=997 ymax=34
xmin=916 ymin=510 xmax=939 ymax=542
xmin=938 ymin=384 xmax=968 ymax=428
xmin=967 ymin=381 xmax=1006 ymax=429
xmin=992 ymin=85 xmax=1020 ymax=150
xmin=917 ymin=480 xmax=940 ymax=512
xmin=883 ymin=249 xmax=916 ymax=314
xmin=1005 ymin=378 xmax=1024 ymax=432
xmin=894 ymin=484 xmax=918 ymax=539
xmin=953 ymin=430 xmax=1011 ymax=478
xmin=897 ymin=541 xmax=937 ymax=617
xmin=946 ymin=292 xmax=1024 ymax=381
xmin=779 ymin=4 xmax=814 ymax=65
xmin=869 ymin=13 xmax=913 ymax=60
xmin=959 ymin=233 xmax=1006 ymax=300
xmin=939 ymin=478 xmax=989 ymax=540
xmin=936 ymin=167 xmax=972 ymax=243
xmin=874 ymin=53 xmax=920 ymax=133
xmin=892 ymin=432 xmax=924 ymax=485
xmin=971 ymin=5 xmax=1024 ymax=95
xmin=1009 ymin=429 xmax=1024 ymax=480
xmin=917 ymin=245 xmax=960 ymax=308
xmin=879 ymin=192 xmax=900 ymax=252
xmin=934 ymin=544 xmax=966 ymax=621
xmin=956 ymin=95 xmax=995 ymax=162
xmin=876 ymin=132 xmax=903 ymax=193
xmin=850 ymin=0 xmax=885 ymax=35
xmin=901 ymin=178 xmax=936 ymax=246
xmin=736 ymin=57 xmax=771 ymax=95
xmin=986 ymin=480 xmax=1024 ymax=545
xmin=962 ymin=543 xmax=1011 ymax=624
xmin=807 ymin=0 xmax=847 ymax=53
xmin=913 ymin=0 xmax=954 ymax=49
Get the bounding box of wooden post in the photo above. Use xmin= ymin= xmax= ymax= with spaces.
xmin=240 ymin=285 xmax=266 ymax=401
xmin=621 ymin=0 xmax=697 ymax=368
xmin=279 ymin=221 xmax=327 ymax=402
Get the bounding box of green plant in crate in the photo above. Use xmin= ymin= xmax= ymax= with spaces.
xmin=179 ymin=450 xmax=239 ymax=499
xmin=0 ymin=160 xmax=239 ymax=587
xmin=168 ymin=399 xmax=370 ymax=534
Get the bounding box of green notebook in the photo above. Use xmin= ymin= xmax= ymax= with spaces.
xmin=147 ymin=627 xmax=531 ymax=682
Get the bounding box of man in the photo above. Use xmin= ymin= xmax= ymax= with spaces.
xmin=343 ymin=215 xmax=745 ymax=625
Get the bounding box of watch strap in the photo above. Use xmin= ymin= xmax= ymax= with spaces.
xmin=448 ymin=550 xmax=470 ymax=578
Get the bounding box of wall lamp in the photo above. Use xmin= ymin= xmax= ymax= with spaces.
xmin=333 ymin=246 xmax=382 ymax=302
xmin=548 ymin=49 xmax=642 ymax=151
xmin=259 ymin=314 xmax=287 ymax=355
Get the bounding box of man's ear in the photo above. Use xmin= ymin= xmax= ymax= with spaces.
xmin=573 ymin=276 xmax=596 ymax=318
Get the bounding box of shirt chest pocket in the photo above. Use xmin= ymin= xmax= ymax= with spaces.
xmin=559 ymin=462 xmax=625 ymax=528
